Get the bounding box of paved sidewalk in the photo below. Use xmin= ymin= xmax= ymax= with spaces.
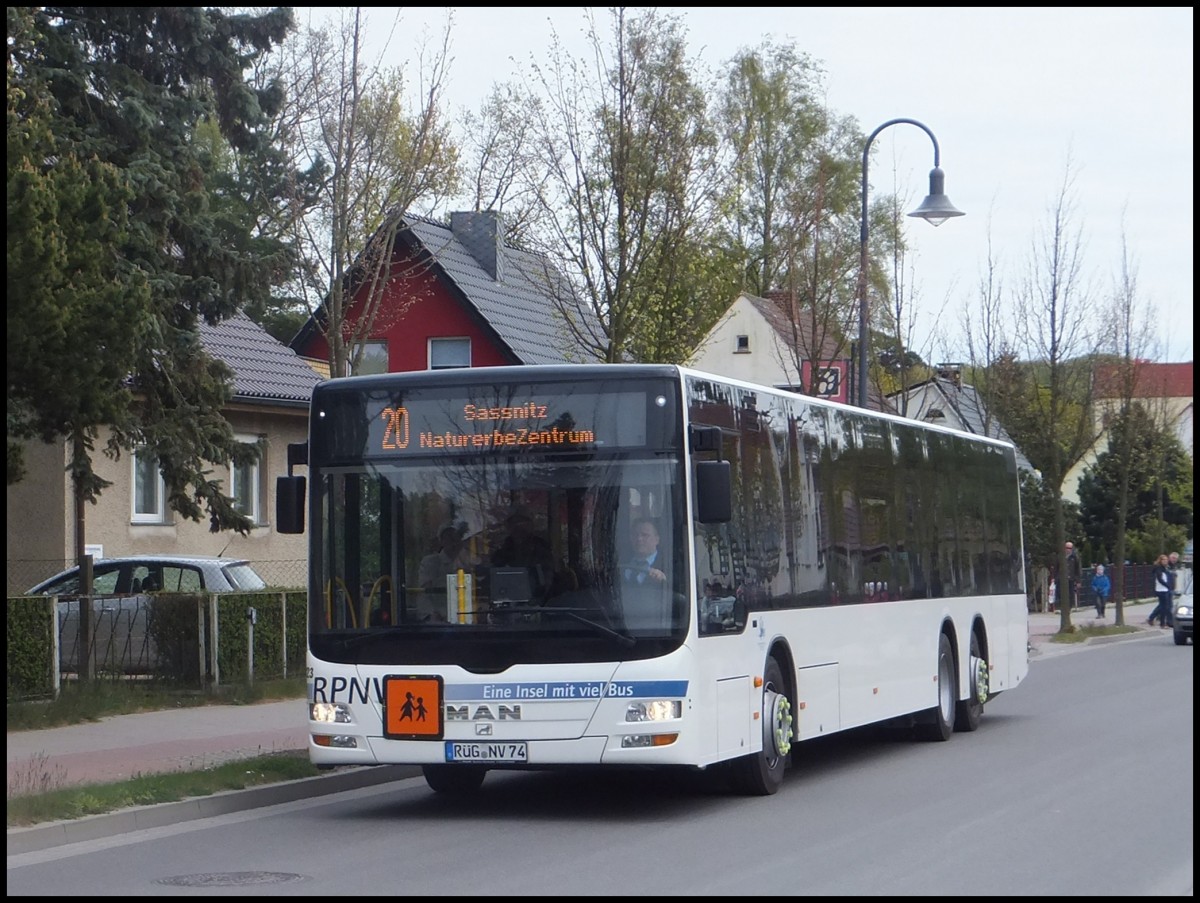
xmin=6 ymin=699 xmax=308 ymax=793
xmin=1026 ymin=599 xmax=1163 ymax=658
xmin=7 ymin=601 xmax=1169 ymax=856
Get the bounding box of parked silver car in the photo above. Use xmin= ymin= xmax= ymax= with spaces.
xmin=27 ymin=556 xmax=267 ymax=674
xmin=28 ymin=555 xmax=267 ymax=596
xmin=1174 ymin=567 xmax=1193 ymax=646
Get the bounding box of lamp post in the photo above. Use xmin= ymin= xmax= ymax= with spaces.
xmin=856 ymin=118 xmax=964 ymax=408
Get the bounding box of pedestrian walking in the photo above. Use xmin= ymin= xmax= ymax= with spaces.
xmin=1064 ymin=542 xmax=1082 ymax=611
xmin=1148 ymin=554 xmax=1173 ymax=627
xmin=1090 ymin=564 xmax=1111 ymax=618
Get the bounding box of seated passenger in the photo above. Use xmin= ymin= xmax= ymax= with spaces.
xmin=418 ymin=526 xmax=474 ymax=591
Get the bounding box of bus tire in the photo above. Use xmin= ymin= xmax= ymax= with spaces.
xmin=955 ymin=632 xmax=987 ymax=732
xmin=918 ymin=633 xmax=955 ymax=742
xmin=423 ymin=764 xmax=487 ymax=794
xmin=729 ymin=656 xmax=793 ymax=795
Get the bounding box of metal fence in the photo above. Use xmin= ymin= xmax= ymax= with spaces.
xmin=6 ymin=590 xmax=306 ymax=701
xmin=1030 ymin=562 xmax=1163 ymax=612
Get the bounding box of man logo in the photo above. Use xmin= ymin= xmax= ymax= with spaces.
xmin=446 ymin=704 xmax=522 ymax=722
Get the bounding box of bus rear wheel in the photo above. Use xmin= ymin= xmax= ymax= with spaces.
xmin=423 ymin=764 xmax=487 ymax=794
xmin=918 ymin=633 xmax=956 ymax=742
xmin=955 ymin=632 xmax=987 ymax=732
xmin=729 ymin=657 xmax=793 ymax=796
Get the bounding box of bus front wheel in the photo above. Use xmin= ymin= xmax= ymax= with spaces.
xmin=423 ymin=764 xmax=487 ymax=794
xmin=729 ymin=656 xmax=793 ymax=796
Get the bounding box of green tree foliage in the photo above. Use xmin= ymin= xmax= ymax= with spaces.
xmin=7 ymin=6 xmax=296 ymax=537
xmin=716 ymin=41 xmax=865 ymax=389
xmin=263 ymin=8 xmax=461 ymax=376
xmin=523 ymin=8 xmax=739 ymax=363
xmin=1077 ymin=404 xmax=1193 ymax=561
xmin=998 ymin=161 xmax=1105 ymax=632
xmin=1020 ymin=470 xmax=1082 ymax=573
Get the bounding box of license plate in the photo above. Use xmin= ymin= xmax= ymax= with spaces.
xmin=444 ymin=741 xmax=528 ymax=763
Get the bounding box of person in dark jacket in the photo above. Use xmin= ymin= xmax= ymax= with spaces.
xmin=1090 ymin=564 xmax=1112 ymax=618
xmin=1148 ymin=554 xmax=1173 ymax=627
xmin=1064 ymin=541 xmax=1082 ymax=610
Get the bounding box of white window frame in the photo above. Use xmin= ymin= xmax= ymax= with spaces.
xmin=131 ymin=448 xmax=166 ymax=524
xmin=429 ymin=337 xmax=471 ymax=370
xmin=231 ymin=435 xmax=264 ymax=525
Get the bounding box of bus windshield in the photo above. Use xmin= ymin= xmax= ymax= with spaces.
xmin=307 ymin=375 xmax=688 ymax=670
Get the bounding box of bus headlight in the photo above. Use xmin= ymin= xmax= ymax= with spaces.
xmin=311 ymin=702 xmax=353 ymax=724
xmin=625 ymin=700 xmax=682 ymax=722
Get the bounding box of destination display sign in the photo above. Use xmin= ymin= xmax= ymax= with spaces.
xmin=344 ymin=388 xmax=653 ymax=457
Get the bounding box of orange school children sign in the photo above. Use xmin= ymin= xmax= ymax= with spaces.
xmin=383 ymin=675 xmax=444 ymax=738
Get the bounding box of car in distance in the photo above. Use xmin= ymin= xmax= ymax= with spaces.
xmin=27 ymin=556 xmax=268 ymax=673
xmin=1174 ymin=566 xmax=1193 ymax=646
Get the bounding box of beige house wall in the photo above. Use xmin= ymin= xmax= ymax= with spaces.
xmin=6 ymin=439 xmax=71 ymax=590
xmin=688 ymin=296 xmax=798 ymax=387
xmin=1061 ymin=395 xmax=1193 ymax=503
xmin=6 ymin=404 xmax=310 ymax=594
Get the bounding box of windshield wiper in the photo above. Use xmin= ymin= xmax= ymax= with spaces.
xmin=537 ymin=607 xmax=636 ymax=647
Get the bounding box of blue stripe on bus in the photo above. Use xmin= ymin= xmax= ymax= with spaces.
xmin=444 ymin=680 xmax=688 ymax=701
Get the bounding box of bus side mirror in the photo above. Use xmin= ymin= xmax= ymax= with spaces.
xmin=276 ymin=441 xmax=308 ymax=534
xmin=695 ymin=460 xmax=731 ymax=523
xmin=276 ymin=476 xmax=306 ymax=534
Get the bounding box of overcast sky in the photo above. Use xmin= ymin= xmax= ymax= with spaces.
xmin=297 ymin=7 xmax=1193 ymax=363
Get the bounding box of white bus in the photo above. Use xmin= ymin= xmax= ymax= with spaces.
xmin=276 ymin=364 xmax=1028 ymax=795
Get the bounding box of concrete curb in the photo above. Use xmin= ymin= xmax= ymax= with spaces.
xmin=7 ymin=764 xmax=420 ymax=857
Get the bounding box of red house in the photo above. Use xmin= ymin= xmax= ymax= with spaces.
xmin=291 ymin=210 xmax=601 ymax=372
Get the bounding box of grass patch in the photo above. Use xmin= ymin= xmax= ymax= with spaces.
xmin=6 ymin=750 xmax=322 ymax=827
xmin=1051 ymin=623 xmax=1141 ymax=644
xmin=7 ymin=677 xmax=307 ymax=732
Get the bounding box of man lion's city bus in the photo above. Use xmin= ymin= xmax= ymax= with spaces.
xmin=276 ymin=364 xmax=1028 ymax=796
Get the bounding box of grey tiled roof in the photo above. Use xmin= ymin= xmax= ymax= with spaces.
xmin=407 ymin=216 xmax=602 ymax=365
xmin=894 ymin=376 xmax=1034 ymax=472
xmin=199 ymin=313 xmax=321 ymax=406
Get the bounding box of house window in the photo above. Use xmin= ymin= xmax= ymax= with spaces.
xmin=354 ymin=340 xmax=389 ymax=375
xmin=429 ymin=337 xmax=471 ymax=370
xmin=231 ymin=436 xmax=264 ymax=525
xmin=132 ymin=449 xmax=166 ymax=524
xmin=735 ymin=335 xmax=750 ymax=353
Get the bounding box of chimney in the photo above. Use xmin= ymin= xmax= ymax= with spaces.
xmin=935 ymin=362 xmax=963 ymax=389
xmin=450 ymin=210 xmax=505 ymax=282
xmin=762 ymin=289 xmax=799 ymax=314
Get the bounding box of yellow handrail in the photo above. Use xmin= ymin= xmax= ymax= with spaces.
xmin=324 ymin=577 xmax=355 ymax=628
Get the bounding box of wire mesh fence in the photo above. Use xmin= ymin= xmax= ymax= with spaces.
xmin=7 ymin=557 xmax=308 ymax=597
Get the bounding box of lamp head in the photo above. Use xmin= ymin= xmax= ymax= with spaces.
xmin=908 ymin=166 xmax=964 ymax=227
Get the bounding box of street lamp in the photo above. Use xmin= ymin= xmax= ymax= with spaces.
xmin=856 ymin=118 xmax=964 ymax=408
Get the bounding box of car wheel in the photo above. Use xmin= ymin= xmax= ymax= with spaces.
xmin=1174 ymin=627 xmax=1188 ymax=646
